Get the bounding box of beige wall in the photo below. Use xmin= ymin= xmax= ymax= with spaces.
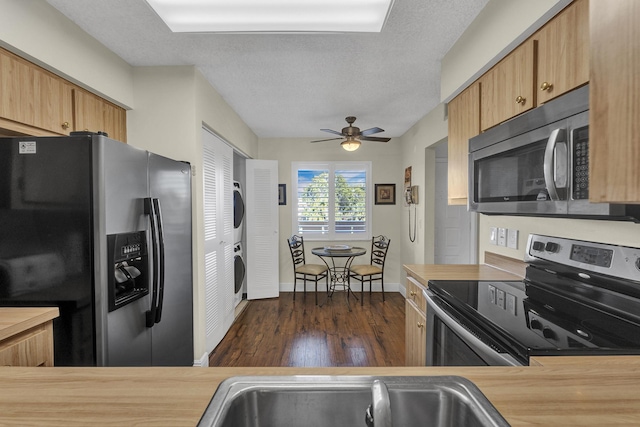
xmin=258 ymin=137 xmax=404 ymax=291
xmin=479 ymin=216 xmax=640 ymax=262
xmin=0 ymin=0 xmax=134 ymax=108
xmin=440 ymin=0 xmax=640 ymax=264
xmin=398 ymin=104 xmax=448 ymax=269
xmin=0 ymin=0 xmax=260 ymax=363
xmin=441 ymin=0 xmax=569 ymax=101
xmin=128 ymin=66 xmax=258 ymax=362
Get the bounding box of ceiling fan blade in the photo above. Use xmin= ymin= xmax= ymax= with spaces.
xmin=311 ymin=137 xmax=343 ymax=143
xmin=320 ymin=128 xmax=344 ymax=136
xmin=361 ymin=136 xmax=391 ymax=142
xmin=360 ymin=127 xmax=384 ymax=136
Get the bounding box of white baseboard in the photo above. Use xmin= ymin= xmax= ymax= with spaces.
xmin=279 ymin=282 xmax=400 ymax=293
xmin=193 ymin=352 xmax=209 ymax=367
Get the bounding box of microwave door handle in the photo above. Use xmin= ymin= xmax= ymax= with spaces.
xmin=543 ymin=128 xmax=567 ymax=200
xmin=424 ymin=290 xmax=522 ymax=366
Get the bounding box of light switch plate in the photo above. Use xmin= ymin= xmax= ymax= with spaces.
xmin=507 ymin=229 xmax=519 ymax=249
xmin=489 ymin=227 xmax=498 ymax=245
xmin=497 ymin=228 xmax=507 ymax=247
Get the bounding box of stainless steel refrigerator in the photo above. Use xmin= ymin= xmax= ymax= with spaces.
xmin=0 ymin=133 xmax=193 ymax=366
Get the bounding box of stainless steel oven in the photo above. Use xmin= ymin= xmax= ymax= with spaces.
xmin=468 ymin=85 xmax=640 ymax=221
xmin=425 ymin=234 xmax=640 ymax=367
xmin=424 ymin=289 xmax=523 ymax=366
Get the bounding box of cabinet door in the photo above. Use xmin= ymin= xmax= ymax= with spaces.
xmin=405 ymin=299 xmax=426 ymax=366
xmin=480 ymin=39 xmax=535 ymax=131
xmin=0 ymin=47 xmax=73 ymax=135
xmin=589 ymin=0 xmax=640 ymax=203
xmin=536 ymin=0 xmax=589 ymax=104
xmin=74 ymin=89 xmax=127 ymax=142
xmin=202 ymin=127 xmax=235 ymax=353
xmin=246 ymin=159 xmax=279 ymax=300
xmin=447 ymin=82 xmax=480 ymax=205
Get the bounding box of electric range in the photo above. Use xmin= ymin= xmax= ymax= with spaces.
xmin=426 ymin=234 xmax=640 ymax=366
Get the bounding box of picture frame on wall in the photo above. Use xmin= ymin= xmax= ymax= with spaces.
xmin=278 ymin=184 xmax=286 ymax=205
xmin=375 ymin=183 xmax=396 ymax=205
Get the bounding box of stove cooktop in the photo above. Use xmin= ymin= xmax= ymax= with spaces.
xmin=427 ymin=277 xmax=640 ymax=362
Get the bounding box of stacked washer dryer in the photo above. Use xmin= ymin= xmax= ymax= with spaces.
xmin=233 ymin=181 xmax=246 ymax=307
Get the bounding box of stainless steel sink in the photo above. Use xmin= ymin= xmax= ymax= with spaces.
xmin=198 ymin=375 xmax=510 ymax=427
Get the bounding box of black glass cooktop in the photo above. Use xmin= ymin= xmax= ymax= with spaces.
xmin=428 ymin=274 xmax=640 ymax=363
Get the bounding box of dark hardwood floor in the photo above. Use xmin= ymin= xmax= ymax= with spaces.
xmin=208 ymin=291 xmax=405 ymax=367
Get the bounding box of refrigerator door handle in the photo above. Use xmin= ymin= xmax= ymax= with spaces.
xmin=153 ymin=198 xmax=166 ymax=324
xmin=144 ymin=197 xmax=159 ymax=328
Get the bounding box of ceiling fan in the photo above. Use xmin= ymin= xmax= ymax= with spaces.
xmin=311 ymin=116 xmax=391 ymax=151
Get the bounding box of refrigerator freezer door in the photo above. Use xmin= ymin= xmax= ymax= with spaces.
xmin=0 ymin=137 xmax=95 ymax=366
xmin=148 ymin=153 xmax=193 ymax=366
xmin=97 ymin=137 xmax=152 ymax=366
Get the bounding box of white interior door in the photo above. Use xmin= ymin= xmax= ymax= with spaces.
xmin=202 ymin=128 xmax=234 ymax=353
xmin=246 ymin=159 xmax=279 ymax=300
xmin=434 ymin=158 xmax=477 ymax=264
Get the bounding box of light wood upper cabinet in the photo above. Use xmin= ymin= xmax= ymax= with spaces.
xmin=589 ymin=0 xmax=640 ymax=203
xmin=447 ymin=82 xmax=480 ymax=205
xmin=536 ymin=0 xmax=589 ymax=104
xmin=74 ymin=89 xmax=127 ymax=143
xmin=480 ymin=39 xmax=536 ymax=131
xmin=0 ymin=46 xmax=127 ymax=141
xmin=0 ymin=47 xmax=74 ymax=135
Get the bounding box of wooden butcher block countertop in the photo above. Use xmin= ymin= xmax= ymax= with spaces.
xmin=1 ymin=359 xmax=640 ymax=426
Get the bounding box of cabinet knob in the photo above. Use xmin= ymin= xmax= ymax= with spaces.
xmin=540 ymin=82 xmax=553 ymax=91
xmin=410 ymin=291 xmax=416 ymax=297
xmin=515 ymin=96 xmax=525 ymax=105
xmin=61 ymin=122 xmax=70 ymax=129
xmin=417 ymin=322 xmax=424 ymax=329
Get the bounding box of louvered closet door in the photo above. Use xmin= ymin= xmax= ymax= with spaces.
xmin=202 ymin=128 xmax=234 ymax=354
xmin=246 ymin=159 xmax=279 ymax=299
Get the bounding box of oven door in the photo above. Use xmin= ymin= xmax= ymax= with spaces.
xmin=424 ymin=290 xmax=523 ymax=366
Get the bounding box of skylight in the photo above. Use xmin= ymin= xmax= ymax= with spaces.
xmin=144 ymin=0 xmax=395 ymax=33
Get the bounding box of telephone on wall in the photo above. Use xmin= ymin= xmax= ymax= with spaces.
xmin=405 ymin=185 xmax=419 ymax=205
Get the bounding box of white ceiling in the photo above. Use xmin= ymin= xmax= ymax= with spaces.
xmin=44 ymin=0 xmax=489 ymax=139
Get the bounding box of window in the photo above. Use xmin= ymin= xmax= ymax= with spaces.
xmin=292 ymin=161 xmax=372 ymax=240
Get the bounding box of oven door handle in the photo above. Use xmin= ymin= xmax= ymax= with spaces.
xmin=424 ymin=290 xmax=522 ymax=366
xmin=543 ymin=128 xmax=568 ymax=201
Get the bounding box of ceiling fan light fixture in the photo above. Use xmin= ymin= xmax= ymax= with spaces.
xmin=144 ymin=0 xmax=395 ymax=33
xmin=341 ymin=137 xmax=361 ymax=151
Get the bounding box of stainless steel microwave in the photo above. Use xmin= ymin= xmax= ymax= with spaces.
xmin=468 ymin=85 xmax=640 ymax=221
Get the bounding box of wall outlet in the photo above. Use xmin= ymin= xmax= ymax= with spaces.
xmin=497 ymin=228 xmax=507 ymax=247
xmin=507 ymin=229 xmax=519 ymax=249
xmin=489 ymin=227 xmax=498 ymax=245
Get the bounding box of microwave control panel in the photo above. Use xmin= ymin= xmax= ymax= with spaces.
xmin=572 ymin=126 xmax=589 ymax=200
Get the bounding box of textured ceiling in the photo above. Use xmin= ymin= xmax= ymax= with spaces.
xmin=45 ymin=0 xmax=489 ymax=139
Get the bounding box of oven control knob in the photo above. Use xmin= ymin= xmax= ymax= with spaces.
xmin=542 ymin=327 xmax=557 ymax=340
xmin=530 ymin=319 xmax=542 ymax=330
xmin=545 ymin=242 xmax=559 ymax=253
xmin=532 ymin=241 xmax=545 ymax=251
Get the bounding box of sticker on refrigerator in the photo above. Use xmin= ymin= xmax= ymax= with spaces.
xmin=18 ymin=141 xmax=36 ymax=154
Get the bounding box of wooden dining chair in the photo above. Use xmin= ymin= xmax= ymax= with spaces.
xmin=349 ymin=235 xmax=390 ymax=305
xmin=287 ymin=235 xmax=329 ymax=305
